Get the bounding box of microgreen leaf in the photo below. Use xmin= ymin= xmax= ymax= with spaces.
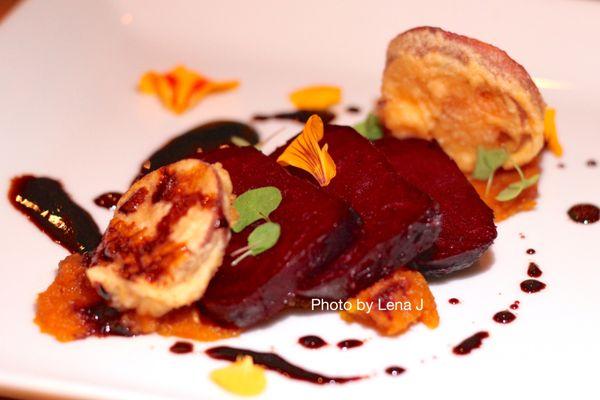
xmin=232 ymin=187 xmax=282 ymax=233
xmin=354 ymin=113 xmax=383 ymax=140
xmin=496 ymin=174 xmax=539 ymax=202
xmin=231 ymin=222 xmax=281 ymax=266
xmin=473 ymin=147 xmax=509 ymax=181
xmin=248 ymin=222 xmax=281 ymax=255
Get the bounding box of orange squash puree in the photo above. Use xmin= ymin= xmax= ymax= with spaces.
xmin=340 ymin=267 xmax=439 ymax=335
xmin=35 ymin=254 xmax=240 ymax=342
xmin=470 ymin=157 xmax=541 ymax=221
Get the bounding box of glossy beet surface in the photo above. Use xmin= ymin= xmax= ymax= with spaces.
xmin=198 ymin=146 xmax=361 ymax=327
xmin=272 ymin=126 xmax=440 ymax=300
xmin=375 ymin=138 xmax=497 ymax=276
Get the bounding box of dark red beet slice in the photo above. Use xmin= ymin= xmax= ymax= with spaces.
xmin=197 ymin=146 xmax=361 ymax=327
xmin=272 ymin=126 xmax=440 ymax=300
xmin=375 ymin=138 xmax=496 ymax=276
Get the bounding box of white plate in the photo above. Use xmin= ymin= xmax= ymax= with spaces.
xmin=1 ymin=0 xmax=599 ymax=399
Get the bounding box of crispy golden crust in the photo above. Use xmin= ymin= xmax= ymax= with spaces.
xmin=86 ymin=159 xmax=235 ymax=317
xmin=379 ymin=26 xmax=546 ymax=172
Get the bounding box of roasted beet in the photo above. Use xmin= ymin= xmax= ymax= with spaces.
xmin=198 ymin=146 xmax=361 ymax=327
xmin=375 ymin=138 xmax=496 ymax=276
xmin=272 ymin=126 xmax=440 ymax=300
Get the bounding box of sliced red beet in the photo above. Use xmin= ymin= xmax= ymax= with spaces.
xmin=375 ymin=138 xmax=496 ymax=276
xmin=271 ymin=126 xmax=440 ymax=300
xmin=197 ymin=146 xmax=361 ymax=327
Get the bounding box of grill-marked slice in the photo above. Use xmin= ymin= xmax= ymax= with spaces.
xmin=375 ymin=137 xmax=497 ymax=276
xmin=198 ymin=146 xmax=361 ymax=327
xmin=272 ymin=125 xmax=440 ymax=300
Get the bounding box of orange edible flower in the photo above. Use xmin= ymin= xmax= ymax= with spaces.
xmin=289 ymin=85 xmax=341 ymax=110
xmin=544 ymin=107 xmax=562 ymax=156
xmin=139 ymin=65 xmax=238 ymax=114
xmin=276 ymin=115 xmax=336 ymax=186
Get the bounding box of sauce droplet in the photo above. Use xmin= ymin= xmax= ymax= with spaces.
xmin=527 ymin=262 xmax=543 ymax=278
xmin=385 ymin=366 xmax=405 ymax=376
xmin=94 ymin=192 xmax=122 ymax=210
xmin=586 ymin=159 xmax=597 ymax=167
xmin=346 ymin=106 xmax=361 ymax=114
xmin=205 ymin=346 xmax=363 ymax=384
xmin=170 ymin=341 xmax=194 ymax=354
xmin=526 ymin=248 xmax=536 ymax=255
xmin=510 ymin=300 xmax=520 ymax=310
xmin=298 ymin=335 xmax=327 ymax=349
xmin=453 ymin=331 xmax=489 ymax=355
xmin=252 ymin=110 xmax=335 ymax=124
xmin=8 ymin=175 xmax=102 ymax=253
xmin=337 ymin=339 xmax=363 ymax=350
xmin=448 ymin=298 xmax=460 ymax=305
xmin=568 ymin=204 xmax=599 ymax=224
xmin=493 ymin=310 xmax=516 ymax=324
xmin=520 ymin=279 xmax=546 ymax=293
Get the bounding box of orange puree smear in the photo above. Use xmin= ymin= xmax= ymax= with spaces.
xmin=470 ymin=157 xmax=541 ymax=221
xmin=340 ymin=267 xmax=439 ymax=335
xmin=35 ymin=254 xmax=240 ymax=342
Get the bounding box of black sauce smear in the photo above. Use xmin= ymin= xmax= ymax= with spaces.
xmin=136 ymin=121 xmax=259 ymax=180
xmin=8 ymin=176 xmax=101 ymax=253
xmin=206 ymin=346 xmax=363 ymax=384
xmin=252 ymin=110 xmax=335 ymax=124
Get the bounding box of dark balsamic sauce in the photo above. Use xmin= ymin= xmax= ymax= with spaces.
xmin=568 ymin=204 xmax=599 ymax=224
xmin=526 ymin=248 xmax=536 ymax=255
xmin=205 ymin=346 xmax=363 ymax=384
xmin=136 ymin=121 xmax=259 ymax=180
xmin=170 ymin=341 xmax=194 ymax=354
xmin=385 ymin=366 xmax=405 ymax=376
xmin=337 ymin=339 xmax=363 ymax=350
xmin=586 ymin=159 xmax=597 ymax=167
xmin=557 ymin=163 xmax=565 ymax=169
xmin=94 ymin=192 xmax=122 ymax=210
xmin=448 ymin=298 xmax=460 ymax=305
xmin=453 ymin=331 xmax=489 ymax=355
xmin=493 ymin=310 xmax=516 ymax=324
xmin=8 ymin=176 xmax=101 ymax=253
xmin=510 ymin=300 xmax=520 ymax=310
xmin=252 ymin=110 xmax=335 ymax=124
xmin=346 ymin=106 xmax=361 ymax=114
xmin=521 ymin=279 xmax=546 ymax=293
xmin=298 ymin=335 xmax=327 ymax=349
xmin=527 ymin=262 xmax=543 ymax=278
xmin=82 ymin=303 xmax=132 ymax=337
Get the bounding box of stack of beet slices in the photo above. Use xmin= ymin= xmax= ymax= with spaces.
xmin=194 ymin=127 xmax=495 ymax=328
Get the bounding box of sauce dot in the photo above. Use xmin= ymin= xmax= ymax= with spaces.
xmin=568 ymin=204 xmax=599 ymax=224
xmin=510 ymin=301 xmax=520 ymax=310
xmin=586 ymin=159 xmax=597 ymax=167
xmin=527 ymin=262 xmax=542 ymax=278
xmin=298 ymin=335 xmax=327 ymax=349
xmin=493 ymin=310 xmax=516 ymax=324
xmin=453 ymin=331 xmax=489 ymax=355
xmin=448 ymin=298 xmax=460 ymax=305
xmin=170 ymin=341 xmax=194 ymax=354
xmin=385 ymin=366 xmax=405 ymax=376
xmin=337 ymin=339 xmax=363 ymax=350
xmin=520 ymin=279 xmax=546 ymax=293
xmin=526 ymin=248 xmax=536 ymax=255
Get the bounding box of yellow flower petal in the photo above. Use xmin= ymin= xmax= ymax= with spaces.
xmin=210 ymin=355 xmax=266 ymax=396
xmin=138 ymin=65 xmax=239 ymax=114
xmin=289 ymin=85 xmax=341 ymax=110
xmin=277 ymin=115 xmax=336 ymax=186
xmin=544 ymin=107 xmax=563 ymax=157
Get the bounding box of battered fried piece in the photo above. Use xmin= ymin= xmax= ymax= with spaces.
xmin=87 ymin=159 xmax=235 ymax=317
xmin=340 ymin=267 xmax=439 ymax=335
xmin=35 ymin=254 xmax=239 ymax=342
xmin=376 ymin=138 xmax=496 ymax=276
xmin=379 ymin=26 xmax=546 ymax=173
xmin=470 ymin=156 xmax=541 ymax=221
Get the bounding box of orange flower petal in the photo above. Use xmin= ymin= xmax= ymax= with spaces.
xmin=289 ymin=85 xmax=341 ymax=110
xmin=544 ymin=107 xmax=563 ymax=157
xmin=277 ymin=115 xmax=336 ymax=186
xmin=138 ymin=65 xmax=238 ymax=114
